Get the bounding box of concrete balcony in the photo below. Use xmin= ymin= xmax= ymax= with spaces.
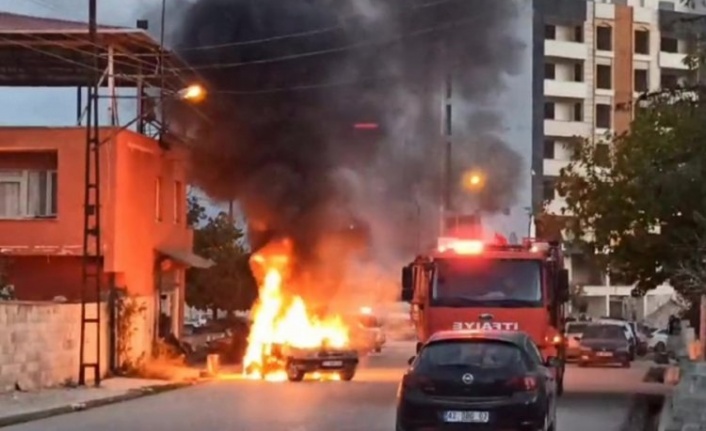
xmin=544 ymin=80 xmax=587 ymax=99
xmin=543 ymin=158 xmax=569 ymax=177
xmin=544 ymin=40 xmax=587 ymax=60
xmin=659 ymin=52 xmax=688 ymax=70
xmin=582 ymin=284 xmax=675 ymax=297
xmin=544 ymin=119 xmax=590 ymax=138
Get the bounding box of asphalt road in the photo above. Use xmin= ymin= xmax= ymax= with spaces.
xmin=7 ymin=342 xmax=657 ymax=431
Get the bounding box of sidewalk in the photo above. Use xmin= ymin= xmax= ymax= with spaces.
xmin=0 ymin=376 xmax=205 ymax=428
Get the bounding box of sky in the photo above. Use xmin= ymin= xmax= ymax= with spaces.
xmin=0 ymin=0 xmax=232 ymax=220
xmin=459 ymin=0 xmax=533 ymax=239
xmin=0 ymin=0 xmax=534 ymax=239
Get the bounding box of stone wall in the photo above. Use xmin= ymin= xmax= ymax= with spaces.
xmin=0 ymin=301 xmax=109 ymax=392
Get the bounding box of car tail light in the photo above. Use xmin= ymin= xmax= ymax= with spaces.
xmin=402 ymin=373 xmax=436 ymax=392
xmin=506 ymin=375 xmax=538 ymax=392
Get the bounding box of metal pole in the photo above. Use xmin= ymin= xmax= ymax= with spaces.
xmin=80 ymin=0 xmax=102 ymax=387
xmin=107 ymin=45 xmax=117 ymax=126
xmin=441 ymin=73 xmax=453 ymax=235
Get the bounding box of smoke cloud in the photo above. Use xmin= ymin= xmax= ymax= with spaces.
xmin=172 ymin=0 xmax=526 ymax=304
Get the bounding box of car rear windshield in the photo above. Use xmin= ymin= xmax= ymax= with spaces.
xmin=582 ymin=324 xmax=625 ymax=340
xmin=417 ymin=340 xmax=529 ymax=372
xmin=566 ymin=323 xmax=588 ymax=333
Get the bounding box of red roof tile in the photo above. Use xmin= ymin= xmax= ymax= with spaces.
xmin=0 ymin=11 xmax=124 ymax=33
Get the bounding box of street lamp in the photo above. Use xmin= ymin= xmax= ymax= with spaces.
xmin=176 ymin=84 xmax=207 ymax=103
xmin=461 ymin=170 xmax=485 ymax=192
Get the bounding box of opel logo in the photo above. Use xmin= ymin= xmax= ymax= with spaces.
xmin=461 ymin=373 xmax=474 ymax=385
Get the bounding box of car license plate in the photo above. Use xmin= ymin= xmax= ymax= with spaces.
xmin=443 ymin=411 xmax=490 ymax=423
xmin=322 ymin=360 xmax=343 ymax=367
xmin=597 ymin=352 xmax=613 ymax=357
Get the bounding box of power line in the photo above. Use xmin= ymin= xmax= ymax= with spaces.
xmin=176 ymin=0 xmax=460 ymax=52
xmin=214 ymin=75 xmax=393 ymax=96
xmin=173 ymin=14 xmax=482 ymax=72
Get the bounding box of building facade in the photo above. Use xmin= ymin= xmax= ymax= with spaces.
xmin=539 ymin=0 xmax=703 ymax=317
xmin=0 ymin=127 xmax=208 ymax=344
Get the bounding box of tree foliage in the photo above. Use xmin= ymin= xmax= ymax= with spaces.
xmin=557 ymin=88 xmax=706 ymax=296
xmin=186 ymin=196 xmax=258 ymax=313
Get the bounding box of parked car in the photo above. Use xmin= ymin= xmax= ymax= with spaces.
xmin=647 ymin=328 xmax=669 ymax=353
xmin=597 ymin=318 xmax=638 ymax=359
xmin=565 ymin=322 xmax=589 ymax=361
xmin=578 ymin=323 xmax=632 ymax=368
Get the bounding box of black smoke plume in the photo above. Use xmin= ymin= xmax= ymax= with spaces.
xmin=172 ymin=0 xmax=525 ymax=297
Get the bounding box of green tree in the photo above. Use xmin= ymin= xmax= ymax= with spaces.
xmin=187 ymin=193 xmax=207 ymax=227
xmin=186 ymin=200 xmax=257 ymax=316
xmin=557 ymin=88 xmax=706 ymax=298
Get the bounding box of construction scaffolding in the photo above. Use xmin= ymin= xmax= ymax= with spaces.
xmin=0 ymin=10 xmax=199 ymax=386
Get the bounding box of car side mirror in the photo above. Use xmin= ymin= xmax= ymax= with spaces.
xmin=557 ymin=269 xmax=569 ymax=302
xmin=545 ymin=357 xmax=560 ymax=368
xmin=401 ymin=266 xmax=414 ymax=302
xmin=407 ymin=356 xmax=416 ymax=366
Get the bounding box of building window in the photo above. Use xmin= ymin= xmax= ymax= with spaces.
xmin=543 ymin=177 xmax=558 ymax=201
xmin=545 ymin=62 xmax=556 ymax=80
xmin=545 ymin=24 xmax=556 ymax=40
xmin=573 ymin=102 xmax=583 ymax=122
xmin=574 ymin=25 xmax=584 ymax=43
xmin=544 ymin=102 xmax=555 ymax=120
xmin=660 ymin=73 xmax=679 ymax=89
xmin=596 ymin=64 xmax=612 ymax=89
xmin=573 ymin=63 xmax=584 ymax=82
xmin=658 ymin=1 xmax=676 ymax=11
xmin=596 ymin=104 xmax=612 ymax=129
xmin=634 ymin=69 xmax=649 ymax=92
xmin=596 ymin=26 xmax=612 ymax=51
xmin=635 ymin=30 xmax=650 ymax=54
xmin=0 ymin=170 xmax=57 ymax=219
xmin=174 ymin=180 xmax=183 ymax=224
xmin=595 ymin=144 xmax=611 ymax=167
xmin=155 ymin=176 xmax=162 ymax=222
xmin=544 ymin=140 xmax=555 ymax=159
xmin=661 ymin=37 xmax=678 ymax=53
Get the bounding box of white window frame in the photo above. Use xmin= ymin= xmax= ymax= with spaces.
xmin=0 ymin=169 xmax=57 ymax=219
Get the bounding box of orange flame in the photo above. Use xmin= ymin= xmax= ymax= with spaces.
xmin=242 ymin=240 xmax=349 ymax=381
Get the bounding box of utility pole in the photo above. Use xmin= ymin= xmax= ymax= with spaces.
xmin=79 ymin=0 xmax=102 ymax=387
xmin=440 ymin=73 xmax=453 ymax=236
xmin=228 ymin=200 xmax=234 ymax=224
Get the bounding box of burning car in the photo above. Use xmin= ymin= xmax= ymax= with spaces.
xmin=248 ymin=342 xmax=359 ymax=382
xmin=241 ymin=240 xmax=360 ymax=382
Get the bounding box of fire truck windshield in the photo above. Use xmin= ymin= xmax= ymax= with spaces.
xmin=430 ymin=258 xmax=542 ymax=307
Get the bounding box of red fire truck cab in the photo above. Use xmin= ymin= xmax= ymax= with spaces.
xmin=401 ymin=236 xmax=570 ymax=395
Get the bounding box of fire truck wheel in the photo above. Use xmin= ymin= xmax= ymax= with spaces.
xmin=340 ymin=367 xmax=356 ymax=381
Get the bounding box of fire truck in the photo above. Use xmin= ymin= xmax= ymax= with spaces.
xmin=400 ymin=233 xmax=570 ymax=395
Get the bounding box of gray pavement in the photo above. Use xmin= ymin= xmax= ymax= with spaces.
xmin=5 ymin=342 xmax=662 ymax=431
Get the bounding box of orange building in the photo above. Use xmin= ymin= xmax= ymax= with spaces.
xmin=0 ymin=127 xmax=209 ymax=336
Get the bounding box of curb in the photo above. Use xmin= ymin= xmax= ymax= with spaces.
xmin=0 ymin=380 xmax=207 ymax=428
